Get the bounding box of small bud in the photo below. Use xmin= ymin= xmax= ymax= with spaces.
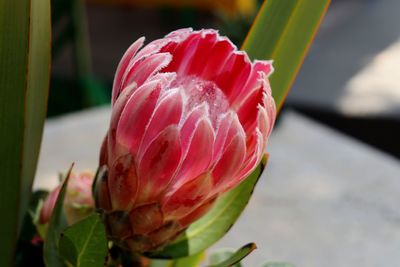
xmin=40 ymin=171 xmax=95 ymax=225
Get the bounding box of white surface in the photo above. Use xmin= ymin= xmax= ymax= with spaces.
xmin=34 ymin=107 xmax=400 ymax=267
xmin=34 ymin=107 xmax=110 ymax=190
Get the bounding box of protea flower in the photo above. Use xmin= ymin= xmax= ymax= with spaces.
xmin=40 ymin=171 xmax=95 ymax=225
xmin=95 ymin=28 xmax=276 ymax=253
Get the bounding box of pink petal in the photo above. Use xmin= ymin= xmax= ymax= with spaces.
xmin=254 ymin=60 xmax=274 ymax=77
xmin=112 ymin=37 xmax=145 ymax=104
xmin=185 ymin=31 xmax=218 ymax=76
xmin=234 ymin=130 xmax=264 ymax=188
xmin=165 ymin=28 xmax=193 ymax=38
xmin=108 ymin=154 xmax=138 ymax=211
xmin=212 ymin=112 xmax=243 ymax=163
xmin=172 ymin=118 xmax=214 ymax=189
xmin=138 ymin=89 xmax=183 ymax=159
xmin=230 ymin=102 xmax=275 ymax=185
xmin=216 ymin=52 xmax=251 ymax=101
xmin=133 ymin=28 xmax=192 ymax=61
xmin=200 ymin=37 xmax=236 ymax=81
xmin=212 ymin=134 xmax=246 ymax=191
xmin=236 ymin=85 xmax=264 ymax=133
xmin=136 ymin=126 xmax=182 ymax=203
xmin=121 ymin=52 xmax=172 ymax=90
xmin=108 ymin=82 xmax=138 ymax=157
xmin=262 ymin=92 xmax=277 ymax=138
xmin=257 ymin=105 xmax=271 ymax=143
xmin=116 ymin=79 xmax=163 ymax=157
xmin=232 ymin=61 xmax=273 ymax=107
xmin=161 ymin=33 xmax=201 ymax=74
xmin=212 ymin=112 xmax=234 ymax=162
xmin=179 ymin=103 xmax=209 ymax=153
xmin=162 ymin=172 xmax=212 ymax=220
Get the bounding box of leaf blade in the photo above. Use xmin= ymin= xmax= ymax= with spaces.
xmin=0 ymin=0 xmax=51 ymax=266
xmin=59 ymin=213 xmax=108 ymax=267
xmin=242 ymin=0 xmax=331 ymax=110
xmin=172 ymin=252 xmax=205 ymax=267
xmin=207 ymin=243 xmax=257 ymax=267
xmin=44 ymin=165 xmax=73 ymax=267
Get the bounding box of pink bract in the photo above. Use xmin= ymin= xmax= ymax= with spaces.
xmin=96 ymin=28 xmax=276 ymax=252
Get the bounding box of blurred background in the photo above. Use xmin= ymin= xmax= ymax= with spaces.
xmin=49 ymin=0 xmax=400 ymax=159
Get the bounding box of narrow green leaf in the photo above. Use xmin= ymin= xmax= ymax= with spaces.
xmin=262 ymin=263 xmax=294 ymax=267
xmin=150 ymin=164 xmax=263 ymax=258
xmin=207 ymin=243 xmax=257 ymax=267
xmin=208 ymin=249 xmax=242 ymax=267
xmin=59 ymin=213 xmax=108 ymax=267
xmin=172 ymin=252 xmax=205 ymax=267
xmin=0 ymin=0 xmax=51 ymax=265
xmin=149 ymin=251 xmax=204 ymax=267
xmin=242 ymin=0 xmax=331 ymax=110
xmin=44 ymin=166 xmax=73 ymax=267
xmin=149 ymin=259 xmax=172 ymax=267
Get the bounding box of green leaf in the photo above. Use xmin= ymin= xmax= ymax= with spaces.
xmin=172 ymin=252 xmax=205 ymax=267
xmin=59 ymin=213 xmax=108 ymax=267
xmin=148 ymin=259 xmax=172 ymax=267
xmin=150 ymin=164 xmax=263 ymax=258
xmin=207 ymin=243 xmax=257 ymax=267
xmin=261 ymin=263 xmax=294 ymax=267
xmin=44 ymin=166 xmax=73 ymax=267
xmin=149 ymin=252 xmax=205 ymax=267
xmin=241 ymin=0 xmax=331 ymax=110
xmin=0 ymin=0 xmax=51 ymax=265
xmin=208 ymin=249 xmax=242 ymax=267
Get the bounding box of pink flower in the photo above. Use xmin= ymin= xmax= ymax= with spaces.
xmin=40 ymin=172 xmax=95 ymax=225
xmin=95 ymin=28 xmax=276 ymax=252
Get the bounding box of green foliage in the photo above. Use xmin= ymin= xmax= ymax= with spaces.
xmin=59 ymin=214 xmax=108 ymax=267
xmin=208 ymin=249 xmax=242 ymax=267
xmin=242 ymin=0 xmax=331 ymax=110
xmin=0 ymin=0 xmax=51 ymax=266
xmin=207 ymin=243 xmax=256 ymax=267
xmin=44 ymin=166 xmax=72 ymax=267
xmin=150 ymin=165 xmax=263 ymax=258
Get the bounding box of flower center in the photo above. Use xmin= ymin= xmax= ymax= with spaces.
xmin=173 ymin=75 xmax=230 ymax=127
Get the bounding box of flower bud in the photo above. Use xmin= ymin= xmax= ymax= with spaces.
xmin=40 ymin=171 xmax=95 ymax=225
xmin=95 ymin=28 xmax=276 ymax=252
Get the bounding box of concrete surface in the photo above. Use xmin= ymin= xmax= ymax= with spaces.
xmin=288 ymin=0 xmax=400 ymax=118
xmin=34 ymin=107 xmax=400 ymax=267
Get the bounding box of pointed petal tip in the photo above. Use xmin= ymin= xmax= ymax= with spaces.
xmin=112 ymin=37 xmax=147 ymax=103
xmin=254 ymin=60 xmax=274 ymax=77
xmin=166 ymin=28 xmax=193 ymax=37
